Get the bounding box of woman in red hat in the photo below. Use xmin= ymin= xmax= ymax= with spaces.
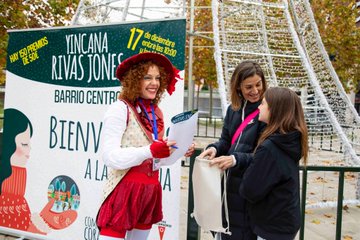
xmin=96 ymin=52 xmax=195 ymax=240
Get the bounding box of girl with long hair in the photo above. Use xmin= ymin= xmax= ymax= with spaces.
xmin=240 ymin=87 xmax=308 ymax=240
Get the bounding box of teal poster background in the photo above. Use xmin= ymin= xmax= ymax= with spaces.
xmin=1 ymin=19 xmax=186 ymax=240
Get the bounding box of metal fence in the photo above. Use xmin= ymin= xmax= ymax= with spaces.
xmin=299 ymin=165 xmax=360 ymax=240
xmin=196 ymin=116 xmax=360 ymax=158
xmin=195 ymin=116 xmax=223 ymax=139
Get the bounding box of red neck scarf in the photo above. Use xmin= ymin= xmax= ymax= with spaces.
xmin=136 ymin=98 xmax=164 ymax=139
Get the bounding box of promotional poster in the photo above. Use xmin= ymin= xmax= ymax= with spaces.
xmin=1 ymin=18 xmax=186 ymax=240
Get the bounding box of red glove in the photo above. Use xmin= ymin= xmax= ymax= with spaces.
xmin=150 ymin=140 xmax=170 ymax=158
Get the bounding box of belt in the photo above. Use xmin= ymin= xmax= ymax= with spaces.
xmin=130 ymin=159 xmax=158 ymax=177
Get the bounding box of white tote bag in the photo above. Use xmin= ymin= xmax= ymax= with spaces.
xmin=191 ymin=157 xmax=231 ymax=235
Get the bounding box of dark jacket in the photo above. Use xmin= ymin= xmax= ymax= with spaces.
xmin=240 ymin=131 xmax=302 ymax=240
xmin=208 ymin=100 xmax=266 ymax=240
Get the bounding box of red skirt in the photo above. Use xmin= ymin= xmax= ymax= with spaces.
xmin=97 ymin=160 xmax=163 ymax=232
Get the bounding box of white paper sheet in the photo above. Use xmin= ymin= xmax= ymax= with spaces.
xmin=155 ymin=110 xmax=198 ymax=169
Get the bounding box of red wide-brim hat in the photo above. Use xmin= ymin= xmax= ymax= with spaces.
xmin=116 ymin=52 xmax=181 ymax=95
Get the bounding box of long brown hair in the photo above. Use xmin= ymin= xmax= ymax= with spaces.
xmin=230 ymin=61 xmax=267 ymax=111
xmin=119 ymin=61 xmax=168 ymax=104
xmin=257 ymin=87 xmax=309 ymax=164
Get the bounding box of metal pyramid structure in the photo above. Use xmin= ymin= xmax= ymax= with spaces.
xmin=71 ymin=0 xmax=360 ymax=167
xmin=212 ymin=0 xmax=360 ymax=168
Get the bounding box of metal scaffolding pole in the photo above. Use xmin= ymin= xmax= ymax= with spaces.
xmin=188 ymin=0 xmax=195 ymax=111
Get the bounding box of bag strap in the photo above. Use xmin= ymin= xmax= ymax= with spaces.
xmin=231 ymin=109 xmax=259 ymax=145
xmin=222 ymin=170 xmax=231 ymax=235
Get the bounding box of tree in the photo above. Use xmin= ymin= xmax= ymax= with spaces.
xmin=0 ymin=0 xmax=79 ymax=85
xmin=191 ymin=0 xmax=217 ymax=89
xmin=311 ymin=0 xmax=360 ymax=92
xmin=185 ymin=0 xmax=218 ymax=117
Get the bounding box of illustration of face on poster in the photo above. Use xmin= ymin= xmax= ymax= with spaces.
xmin=0 ymin=108 xmax=79 ymax=234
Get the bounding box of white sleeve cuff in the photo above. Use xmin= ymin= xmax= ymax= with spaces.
xmin=231 ymin=155 xmax=236 ymax=167
xmin=208 ymin=146 xmax=217 ymax=156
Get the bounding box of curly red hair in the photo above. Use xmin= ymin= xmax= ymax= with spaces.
xmin=119 ymin=61 xmax=169 ymax=104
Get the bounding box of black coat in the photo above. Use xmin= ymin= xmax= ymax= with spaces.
xmin=208 ymin=100 xmax=265 ymax=240
xmin=240 ymin=131 xmax=302 ymax=240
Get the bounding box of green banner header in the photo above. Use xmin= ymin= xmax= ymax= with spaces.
xmin=7 ymin=19 xmax=186 ymax=88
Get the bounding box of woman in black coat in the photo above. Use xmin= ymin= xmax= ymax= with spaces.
xmin=199 ymin=61 xmax=267 ymax=240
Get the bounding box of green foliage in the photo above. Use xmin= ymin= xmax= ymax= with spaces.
xmin=311 ymin=0 xmax=360 ymax=92
xmin=0 ymin=0 xmax=79 ymax=85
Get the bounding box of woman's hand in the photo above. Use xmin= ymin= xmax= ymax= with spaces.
xmin=167 ymin=140 xmax=177 ymax=155
xmin=150 ymin=140 xmax=177 ymax=158
xmin=34 ymin=198 xmax=78 ymax=230
xmin=184 ymin=142 xmax=195 ymax=157
xmin=209 ymin=156 xmax=234 ymax=170
xmin=198 ymin=147 xmax=216 ymax=160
